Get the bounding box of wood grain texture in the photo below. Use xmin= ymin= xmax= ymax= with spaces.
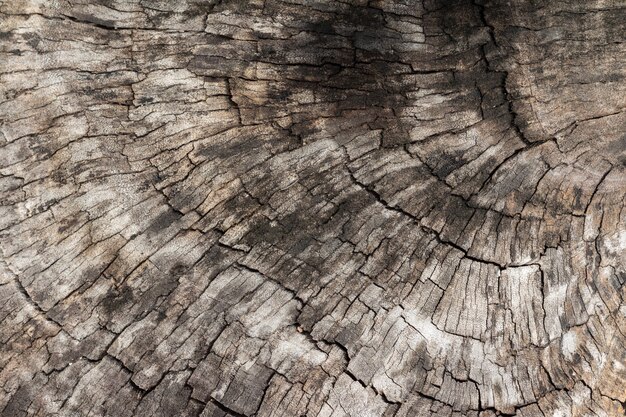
xmin=1 ymin=0 xmax=625 ymax=416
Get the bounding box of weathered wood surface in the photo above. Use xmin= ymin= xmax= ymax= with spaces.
xmin=1 ymin=0 xmax=625 ymax=416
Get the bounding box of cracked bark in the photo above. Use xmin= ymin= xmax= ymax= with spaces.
xmin=1 ymin=0 xmax=625 ymax=416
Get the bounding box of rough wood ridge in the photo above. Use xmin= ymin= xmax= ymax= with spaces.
xmin=1 ymin=0 xmax=625 ymax=416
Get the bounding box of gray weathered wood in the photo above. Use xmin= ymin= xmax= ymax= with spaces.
xmin=1 ymin=0 xmax=625 ymax=416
